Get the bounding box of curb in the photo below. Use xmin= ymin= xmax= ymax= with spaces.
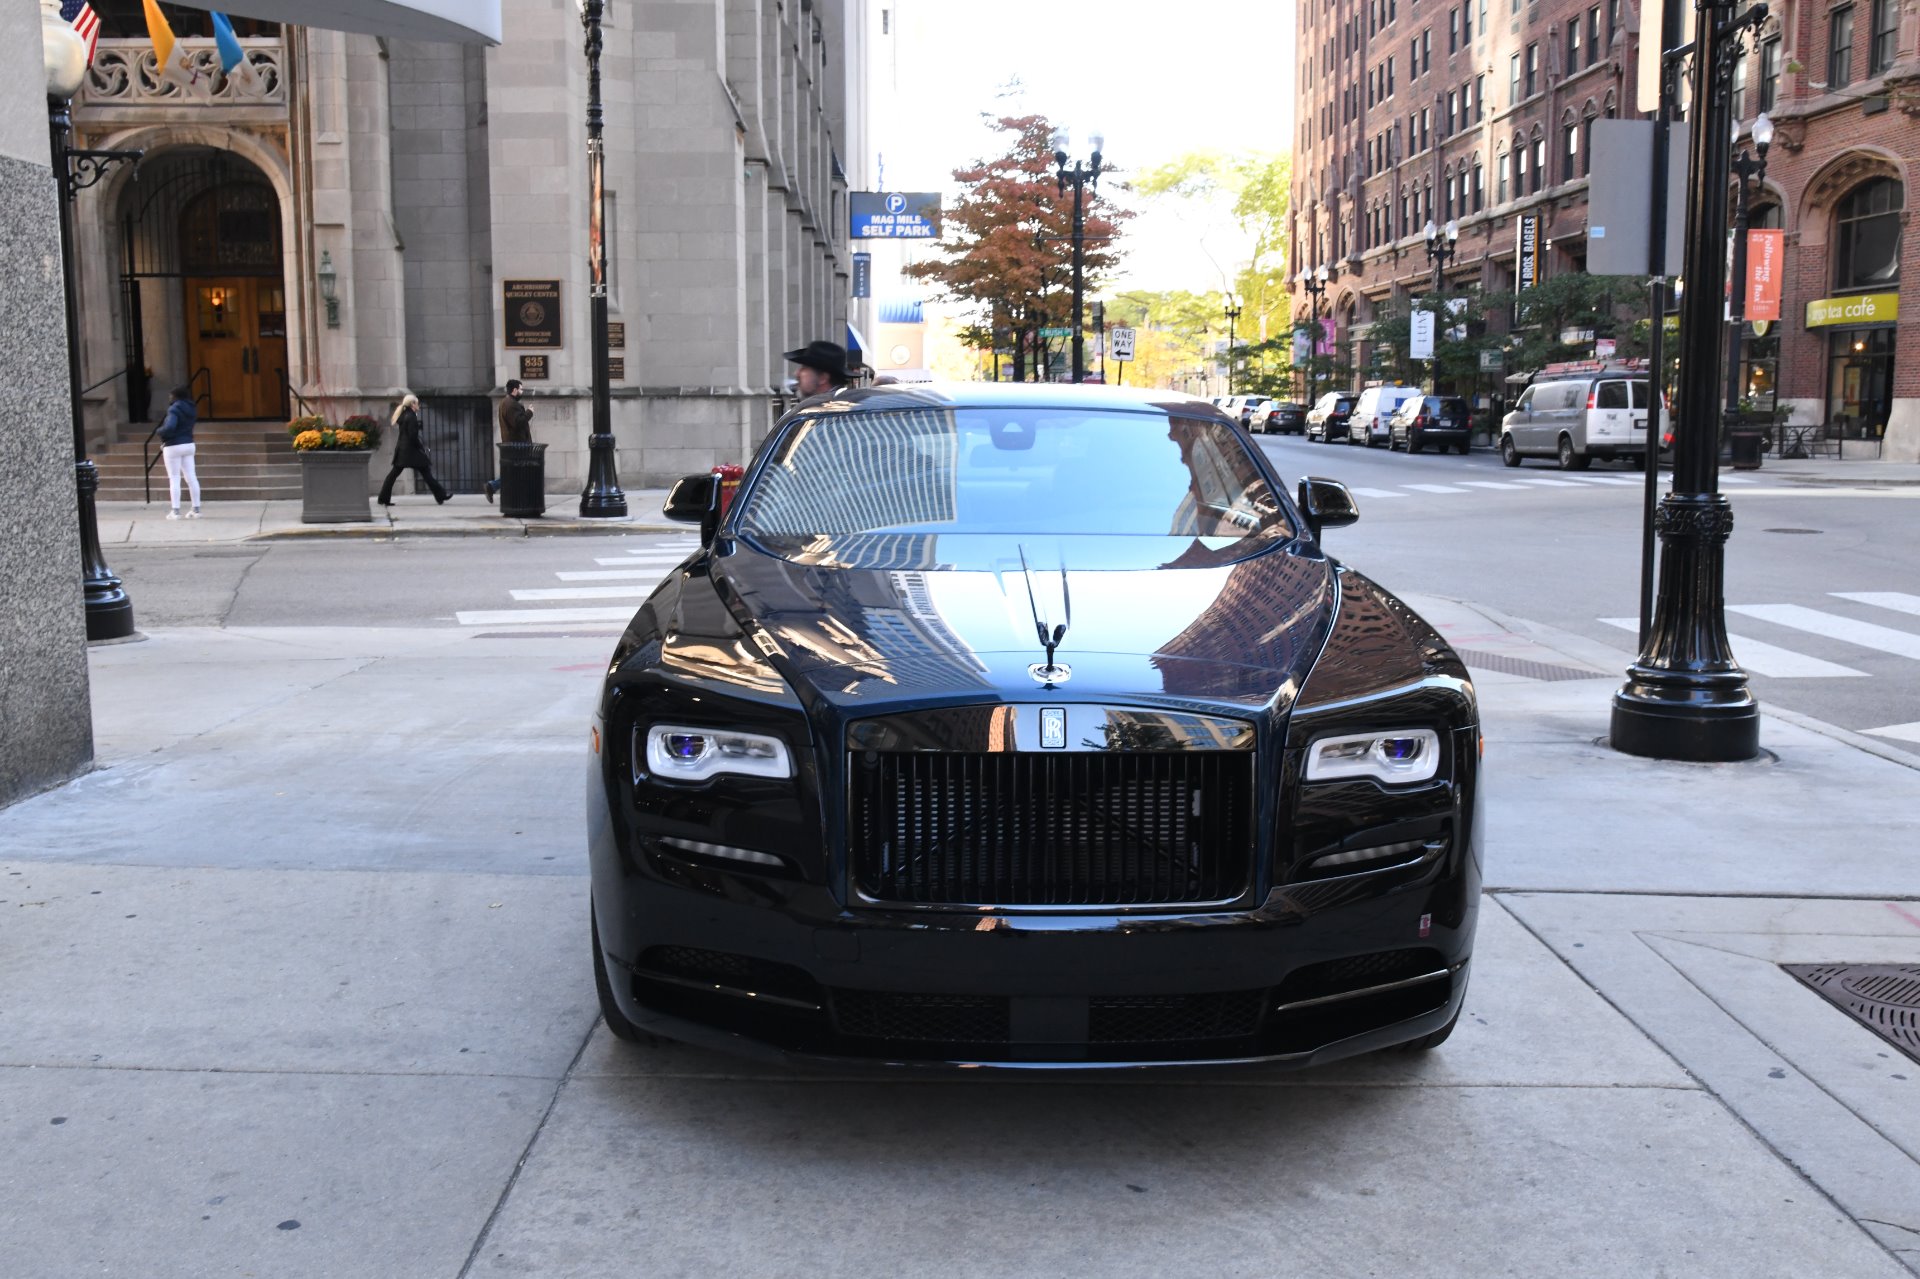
xmin=248 ymin=519 xmax=686 ymax=541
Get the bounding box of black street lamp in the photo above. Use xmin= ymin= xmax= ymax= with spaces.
xmin=1423 ymin=218 xmax=1459 ymax=293
xmin=1610 ymin=0 xmax=1772 ymax=762
xmin=1222 ymin=298 xmax=1242 ymax=395
xmin=1051 ymin=128 xmax=1104 ymax=384
xmin=1296 ymin=265 xmax=1330 ymax=405
xmin=44 ymin=5 xmax=141 ymax=641
xmin=1724 ymin=113 xmax=1774 ymax=413
xmin=577 ymin=0 xmax=627 ymax=518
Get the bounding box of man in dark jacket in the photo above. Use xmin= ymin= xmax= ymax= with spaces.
xmin=157 ymin=384 xmax=201 ymax=518
xmin=784 ymin=340 xmax=853 ymax=399
xmin=485 ymin=378 xmax=534 ymax=502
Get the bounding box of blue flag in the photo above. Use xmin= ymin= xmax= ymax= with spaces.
xmin=211 ymin=12 xmax=243 ymax=74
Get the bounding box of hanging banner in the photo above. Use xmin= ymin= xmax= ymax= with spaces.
xmin=1409 ymin=309 xmax=1436 ymax=359
xmin=1515 ymin=214 xmax=1542 ymax=291
xmin=1746 ymin=229 xmax=1784 ymax=322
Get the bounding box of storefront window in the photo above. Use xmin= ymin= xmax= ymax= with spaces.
xmin=1833 ymin=178 xmax=1902 ymax=292
xmin=1826 ymin=328 xmax=1894 ymax=439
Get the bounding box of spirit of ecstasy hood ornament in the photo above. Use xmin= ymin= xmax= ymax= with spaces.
xmin=1019 ymin=545 xmax=1072 ymax=687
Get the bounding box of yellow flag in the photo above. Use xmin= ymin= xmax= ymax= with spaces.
xmin=142 ymin=0 xmax=199 ymax=92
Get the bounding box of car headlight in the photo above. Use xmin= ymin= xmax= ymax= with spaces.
xmin=643 ymin=724 xmax=793 ymax=781
xmin=1304 ymin=728 xmax=1441 ymax=785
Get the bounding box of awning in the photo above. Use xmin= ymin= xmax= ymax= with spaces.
xmin=213 ymin=1 xmax=500 ymax=44
xmin=846 ymin=321 xmax=870 ymax=357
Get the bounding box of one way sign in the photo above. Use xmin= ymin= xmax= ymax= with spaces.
xmin=1108 ymin=327 xmax=1136 ymax=361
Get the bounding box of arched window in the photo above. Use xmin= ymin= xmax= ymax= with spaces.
xmin=1472 ymin=156 xmax=1485 ymax=211
xmin=1834 ymin=177 xmax=1903 ymax=292
xmin=1497 ymin=147 xmax=1509 ymax=203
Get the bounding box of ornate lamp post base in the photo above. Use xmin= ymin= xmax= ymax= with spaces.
xmin=578 ymin=433 xmax=627 ymax=518
xmin=75 ymin=459 xmax=134 ymax=641
xmin=1609 ymin=494 xmax=1760 ymax=762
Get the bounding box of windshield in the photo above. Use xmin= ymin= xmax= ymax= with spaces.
xmin=738 ymin=407 xmax=1294 ymax=554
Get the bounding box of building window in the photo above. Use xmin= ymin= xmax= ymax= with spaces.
xmin=1388 ymin=55 xmax=1395 ymax=94
xmin=1497 ymin=149 xmax=1509 ymax=202
xmin=1830 ymin=5 xmax=1855 ymax=89
xmin=1760 ymin=37 xmax=1782 ymax=110
xmin=1445 ymin=170 xmax=1456 ymax=218
xmin=1526 ymin=43 xmax=1539 ymax=96
xmin=1401 ymin=192 xmax=1411 ymax=237
xmin=1532 ymin=137 xmax=1546 ymax=192
xmin=1479 ymin=0 xmax=1488 ymax=37
xmin=1509 ymin=53 xmax=1521 ymax=105
xmin=1450 ymin=8 xmax=1459 ymax=51
xmin=1731 ymin=55 xmax=1748 ymax=119
xmin=1420 ymin=107 xmax=1430 ymax=150
xmin=1827 ymin=327 xmax=1895 ymax=437
xmin=1833 ymin=177 xmax=1903 ymax=291
xmin=1582 ymin=113 xmax=1596 ymax=174
xmin=1475 ymin=72 xmax=1486 ymax=118
xmin=1872 ymin=0 xmax=1898 ymax=74
xmin=1608 ymin=0 xmax=1622 ymax=44
xmin=1563 ymin=120 xmax=1580 ymax=182
xmin=1422 ymin=28 xmax=1432 ymax=71
xmin=1567 ymin=19 xmax=1582 ymax=71
xmin=1447 ymin=90 xmax=1459 ymax=133
xmin=1588 ymin=6 xmax=1601 ymax=64
xmin=1473 ymin=157 xmax=1485 ymax=210
xmin=1514 ymin=146 xmax=1526 ymax=196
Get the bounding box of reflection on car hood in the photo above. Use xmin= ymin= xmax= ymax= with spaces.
xmin=709 ymin=535 xmax=1338 ymax=711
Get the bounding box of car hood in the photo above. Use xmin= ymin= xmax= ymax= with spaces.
xmin=708 ymin=534 xmax=1339 ymax=712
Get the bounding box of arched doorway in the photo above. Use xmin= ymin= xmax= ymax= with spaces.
xmin=120 ymin=148 xmax=287 ymax=421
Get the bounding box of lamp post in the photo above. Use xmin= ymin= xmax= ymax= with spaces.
xmin=576 ymin=0 xmax=627 ymax=518
xmin=316 ymin=250 xmax=340 ymax=328
xmin=1724 ymin=113 xmax=1774 ymax=414
xmin=44 ymin=1 xmax=141 ymax=641
xmin=1222 ymin=298 xmax=1242 ymax=395
xmin=1610 ymin=0 xmax=1771 ymax=762
xmin=1052 ymin=128 xmax=1104 ymax=384
xmin=1423 ymin=218 xmax=1459 ymax=293
xmin=1297 ymin=265 xmax=1329 ymax=405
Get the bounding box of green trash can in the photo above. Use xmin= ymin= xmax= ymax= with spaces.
xmin=498 ymin=441 xmax=547 ymax=516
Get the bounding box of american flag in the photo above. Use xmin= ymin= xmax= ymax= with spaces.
xmin=60 ymin=1 xmax=100 ymax=64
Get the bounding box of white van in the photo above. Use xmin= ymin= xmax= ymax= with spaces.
xmin=1347 ymin=386 xmax=1424 ymax=448
xmin=1499 ymin=369 xmax=1668 ymax=469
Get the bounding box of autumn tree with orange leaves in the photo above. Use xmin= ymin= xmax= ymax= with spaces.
xmin=904 ymin=114 xmax=1126 ymax=381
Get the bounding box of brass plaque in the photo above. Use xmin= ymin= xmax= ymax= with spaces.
xmin=607 ymin=321 xmax=626 ymax=349
xmin=504 ymin=280 xmax=562 ymax=348
xmin=608 ymin=357 xmax=625 ymax=380
xmin=519 ymin=354 xmax=549 ymax=381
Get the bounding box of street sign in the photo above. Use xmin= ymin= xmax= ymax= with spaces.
xmin=1479 ymin=349 xmax=1505 ymax=372
xmin=1109 ymin=326 xmax=1136 ymax=361
xmin=1038 ymin=326 xmax=1072 ymax=338
xmin=851 ymin=252 xmax=871 ymax=298
xmin=850 ymin=191 xmax=942 ymax=239
xmin=1410 ymin=309 xmax=1436 ymax=360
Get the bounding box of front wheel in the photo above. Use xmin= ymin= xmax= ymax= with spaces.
xmin=1558 ymin=435 xmax=1591 ymax=471
xmin=1500 ymin=433 xmax=1522 ymax=467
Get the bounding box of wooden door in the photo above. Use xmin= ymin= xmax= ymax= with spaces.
xmin=184 ymin=277 xmax=287 ymax=419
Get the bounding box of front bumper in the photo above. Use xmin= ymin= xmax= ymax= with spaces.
xmin=588 ymin=821 xmax=1479 ymax=1070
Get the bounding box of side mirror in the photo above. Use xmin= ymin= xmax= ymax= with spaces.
xmin=1297 ymin=477 xmax=1360 ymax=540
xmin=663 ymin=474 xmax=720 ymax=542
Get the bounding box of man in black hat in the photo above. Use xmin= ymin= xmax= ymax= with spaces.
xmin=784 ymin=340 xmax=851 ymax=398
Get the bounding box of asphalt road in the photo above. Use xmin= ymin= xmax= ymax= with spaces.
xmin=108 ymin=445 xmax=1920 ymax=756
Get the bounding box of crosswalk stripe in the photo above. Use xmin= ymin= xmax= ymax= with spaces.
xmin=1833 ymin=591 xmax=1920 ymax=618
xmin=1350 ymin=486 xmax=1407 ymax=498
xmin=623 ymin=550 xmax=691 ymax=558
xmin=1863 ymin=721 xmax=1920 ymax=744
xmin=596 ymin=556 xmax=682 ymax=566
xmin=457 ymin=607 xmax=637 ymax=625
xmin=1561 ymin=475 xmax=1641 ymax=485
xmin=511 ymin=586 xmax=652 ymax=601
xmin=1518 ymin=478 xmax=1588 ymax=487
xmin=1727 ymin=603 xmax=1920 ymax=661
xmin=1721 ymin=476 xmax=1755 ymax=484
xmin=1598 ymin=618 xmax=1868 ymax=677
xmin=1458 ymin=480 xmax=1528 ymax=489
xmin=557 ymin=569 xmax=668 ymax=581
xmin=1403 ymin=483 xmax=1468 ymax=493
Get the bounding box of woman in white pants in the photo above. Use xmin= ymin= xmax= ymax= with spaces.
xmin=157 ymin=384 xmax=201 ymax=518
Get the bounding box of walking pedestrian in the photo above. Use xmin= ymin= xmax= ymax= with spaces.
xmin=783 ymin=340 xmax=852 ymax=399
xmin=485 ymin=378 xmax=533 ymax=503
xmin=378 ymin=393 xmax=451 ymax=506
xmin=157 ymin=384 xmax=200 ymax=519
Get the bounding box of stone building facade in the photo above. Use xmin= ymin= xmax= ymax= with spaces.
xmin=1292 ymin=0 xmax=1920 ymax=461
xmin=68 ymin=0 xmax=870 ymax=490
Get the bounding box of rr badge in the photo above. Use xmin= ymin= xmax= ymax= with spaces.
xmin=1040 ymin=707 xmax=1067 ymax=750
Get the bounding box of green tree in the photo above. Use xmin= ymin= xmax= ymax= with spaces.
xmin=904 ymin=114 xmax=1127 ymax=380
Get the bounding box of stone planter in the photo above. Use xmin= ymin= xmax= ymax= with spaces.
xmin=299 ymin=450 xmax=374 ymax=523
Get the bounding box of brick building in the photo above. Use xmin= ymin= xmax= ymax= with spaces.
xmin=1292 ymin=0 xmax=1920 ymax=461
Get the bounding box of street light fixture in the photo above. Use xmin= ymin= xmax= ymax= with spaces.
xmin=1610 ymin=0 xmax=1770 ymax=761
xmin=1222 ymin=297 xmax=1242 ymax=395
xmin=43 ymin=0 xmax=141 ymax=641
xmin=1297 ymin=264 xmax=1330 ymax=405
xmin=576 ymin=0 xmax=627 ymax=517
xmin=1052 ymin=128 xmax=1105 ymax=384
xmin=315 ymin=250 xmax=340 ymax=328
xmin=1723 ymin=113 xmax=1773 ymax=414
xmin=1423 ymin=218 xmax=1459 ymax=292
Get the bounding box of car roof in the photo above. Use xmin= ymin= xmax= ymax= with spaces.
xmin=795 ymin=381 xmax=1229 ymax=419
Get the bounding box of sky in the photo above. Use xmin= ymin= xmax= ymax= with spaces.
xmin=865 ymin=0 xmax=1296 ymax=303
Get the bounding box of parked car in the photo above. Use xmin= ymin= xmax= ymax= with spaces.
xmin=1499 ymin=366 xmax=1667 ymax=469
xmin=1304 ymin=391 xmax=1358 ymax=442
xmin=592 ymin=381 xmax=1480 ymax=1069
xmin=1389 ymin=395 xmax=1474 ymax=454
xmin=1254 ymin=401 xmax=1308 ymax=434
xmin=1237 ymin=396 xmax=1274 ymax=428
xmin=1347 ymin=386 xmax=1424 ymax=448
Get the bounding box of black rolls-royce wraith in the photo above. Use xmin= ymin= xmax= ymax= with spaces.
xmin=588 ymin=383 xmax=1481 ymax=1068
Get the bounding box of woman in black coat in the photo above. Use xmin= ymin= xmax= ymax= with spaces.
xmin=378 ymin=393 xmax=452 ymax=505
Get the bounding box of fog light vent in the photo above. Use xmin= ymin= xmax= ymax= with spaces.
xmin=1306 ymin=837 xmax=1444 ymax=875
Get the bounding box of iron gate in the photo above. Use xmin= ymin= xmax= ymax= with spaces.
xmin=416 ymin=395 xmax=496 ymax=494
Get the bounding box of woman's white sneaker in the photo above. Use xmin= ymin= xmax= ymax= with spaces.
xmin=187 ymin=508 xmax=202 ymax=519
xmin=166 ymin=510 xmax=181 ymax=520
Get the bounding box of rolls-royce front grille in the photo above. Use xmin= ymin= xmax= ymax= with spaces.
xmin=849 ymin=751 xmax=1254 ymax=907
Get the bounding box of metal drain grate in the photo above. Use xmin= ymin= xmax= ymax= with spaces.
xmin=1784 ymin=963 xmax=1920 ymax=1063
xmin=1456 ymin=649 xmax=1606 ymax=683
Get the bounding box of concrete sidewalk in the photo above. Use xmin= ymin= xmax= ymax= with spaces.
xmin=97 ymin=488 xmax=682 ymax=546
xmin=1 ymin=596 xmax=1917 ymax=1275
